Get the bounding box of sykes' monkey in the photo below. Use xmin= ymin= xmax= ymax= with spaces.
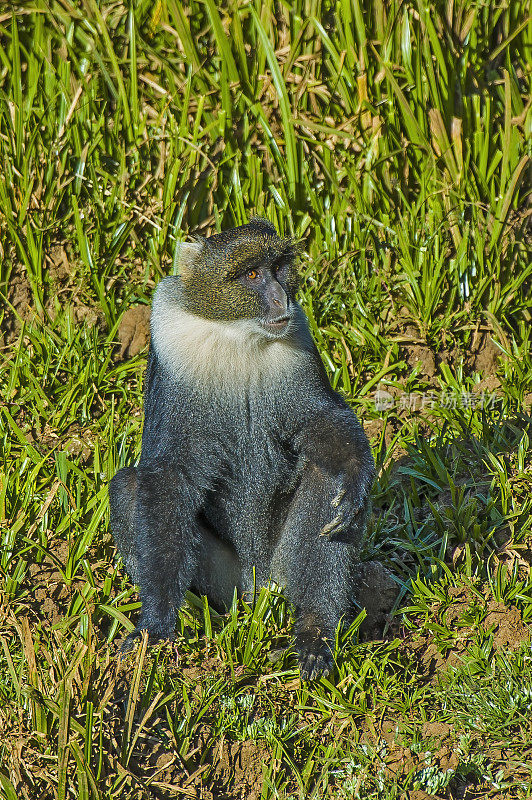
xmin=110 ymin=219 xmax=375 ymax=680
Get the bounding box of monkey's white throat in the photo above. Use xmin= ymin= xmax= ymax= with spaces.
xmin=151 ymin=298 xmax=299 ymax=390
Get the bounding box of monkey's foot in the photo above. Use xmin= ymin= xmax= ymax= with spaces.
xmin=120 ymin=627 xmax=174 ymax=654
xmin=120 ymin=630 xmax=142 ymax=654
xmin=295 ymin=631 xmax=334 ymax=681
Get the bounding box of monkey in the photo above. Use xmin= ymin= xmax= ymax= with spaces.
xmin=109 ymin=219 xmax=375 ymax=680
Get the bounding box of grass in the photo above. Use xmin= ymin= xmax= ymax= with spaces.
xmin=0 ymin=0 xmax=531 ymax=797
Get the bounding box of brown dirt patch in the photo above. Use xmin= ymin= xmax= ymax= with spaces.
xmin=483 ymin=601 xmax=529 ymax=649
xmin=468 ymin=332 xmax=501 ymax=375
xmin=360 ymin=714 xmax=461 ymax=798
xmin=208 ymin=739 xmax=268 ymax=800
xmin=363 ymin=415 xmax=409 ymax=464
xmin=403 ymin=332 xmax=503 ymax=388
xmin=26 ymin=538 xmax=89 ymax=628
xmin=364 ymin=418 xmax=384 ymax=442
xmin=69 ymin=302 xmax=107 ymax=329
xmin=1 ymin=265 xmax=34 ymax=345
xmin=404 ymin=343 xmax=437 ymax=379
xmin=125 ymin=732 xmax=269 ymax=800
xmin=389 ymin=318 xmax=505 ymax=389
xmin=45 ymin=243 xmax=74 ymax=287
xmin=1 ymin=250 xmax=107 ymax=347
xmin=118 ymin=305 xmax=151 ymax=359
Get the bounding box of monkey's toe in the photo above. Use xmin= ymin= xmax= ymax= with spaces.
xmin=120 ymin=630 xmax=141 ymax=654
xmin=120 ymin=626 xmax=175 ymax=654
xmin=296 ymin=634 xmax=334 ymax=681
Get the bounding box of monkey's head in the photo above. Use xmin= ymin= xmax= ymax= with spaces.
xmin=177 ymin=219 xmax=299 ymax=338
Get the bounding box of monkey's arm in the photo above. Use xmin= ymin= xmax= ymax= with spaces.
xmin=294 ymin=403 xmax=375 ymax=541
xmin=275 ymin=403 xmax=374 ymax=680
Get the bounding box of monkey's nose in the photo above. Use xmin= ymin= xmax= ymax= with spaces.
xmin=266 ymin=282 xmax=288 ymax=315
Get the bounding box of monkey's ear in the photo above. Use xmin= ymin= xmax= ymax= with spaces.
xmin=175 ymin=239 xmax=204 ymax=277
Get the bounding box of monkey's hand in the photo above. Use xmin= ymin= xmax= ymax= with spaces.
xmin=296 ymin=411 xmax=375 ymax=541
xmin=298 ymin=454 xmax=371 ymax=541
xmin=317 ymin=469 xmax=370 ymax=540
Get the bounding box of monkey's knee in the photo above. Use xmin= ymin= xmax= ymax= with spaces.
xmin=109 ymin=466 xmax=139 ymax=581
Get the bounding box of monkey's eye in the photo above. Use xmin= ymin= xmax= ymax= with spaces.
xmin=245 ymin=269 xmax=260 ymax=281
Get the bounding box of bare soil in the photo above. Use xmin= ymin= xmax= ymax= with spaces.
xmin=1 ymin=253 xmax=106 ymax=346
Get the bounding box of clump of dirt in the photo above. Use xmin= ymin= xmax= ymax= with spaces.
xmin=359 ymin=713 xmax=462 ymax=799
xmin=118 ymin=305 xmax=151 ymax=359
xmin=69 ymin=303 xmax=106 ymax=330
xmin=61 ymin=422 xmax=94 ymax=463
xmin=1 ymin=265 xmax=34 ymax=345
xmin=363 ymin=416 xmax=409 ymax=464
xmin=1 ymin=245 xmax=108 ymax=346
xmin=43 ymin=241 xmax=105 ymax=331
xmin=354 ymin=560 xmax=400 ymax=641
xmin=45 ymin=243 xmax=73 ymax=286
xmin=125 ymin=728 xmax=268 ymax=800
xmin=363 ymin=418 xmax=384 ymax=442
xmin=180 ymin=653 xmax=232 ymax=684
xmin=483 ymin=600 xmax=529 ymax=649
xmin=403 ymin=331 xmax=503 ymax=388
xmin=468 ymin=332 xmax=501 ymax=376
xmin=22 ymin=527 xmax=115 ymax=635
xmin=404 ymin=345 xmax=437 ymax=380
xmin=389 ymin=320 xmax=442 ymax=384
xmin=22 ymin=420 xmax=95 ymax=464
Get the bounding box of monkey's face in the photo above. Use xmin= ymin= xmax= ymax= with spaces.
xmin=234 ymin=258 xmax=294 ymax=336
xmin=180 ymin=220 xmax=299 ymax=338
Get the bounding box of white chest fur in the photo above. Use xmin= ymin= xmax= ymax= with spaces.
xmin=150 ymin=288 xmax=301 ymax=391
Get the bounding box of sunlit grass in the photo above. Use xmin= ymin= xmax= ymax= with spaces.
xmin=1 ymin=1 xmax=531 ymax=798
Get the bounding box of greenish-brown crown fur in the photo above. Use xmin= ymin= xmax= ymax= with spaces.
xmin=179 ymin=220 xmax=299 ymax=321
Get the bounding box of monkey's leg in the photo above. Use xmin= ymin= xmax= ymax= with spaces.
xmin=109 ymin=466 xmax=139 ymax=582
xmin=277 ymin=467 xmax=358 ymax=680
xmin=124 ymin=465 xmax=203 ymax=647
xmin=193 ymin=526 xmax=242 ymax=610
